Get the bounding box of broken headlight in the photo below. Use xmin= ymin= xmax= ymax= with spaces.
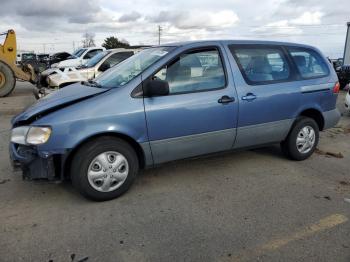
xmin=11 ymin=126 xmax=51 ymax=145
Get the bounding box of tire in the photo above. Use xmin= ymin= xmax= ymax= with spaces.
xmin=71 ymin=137 xmax=139 ymax=201
xmin=0 ymin=61 xmax=16 ymax=97
xmin=281 ymin=117 xmax=319 ymax=161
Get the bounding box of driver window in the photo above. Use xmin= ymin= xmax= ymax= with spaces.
xmin=154 ymin=48 xmax=226 ymax=94
xmin=84 ymin=49 xmax=102 ymax=59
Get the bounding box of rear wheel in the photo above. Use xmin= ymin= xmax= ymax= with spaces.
xmin=281 ymin=117 xmax=319 ymax=161
xmin=71 ymin=137 xmax=139 ymax=201
xmin=0 ymin=61 xmax=16 ymax=97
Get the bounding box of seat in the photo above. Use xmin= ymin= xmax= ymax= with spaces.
xmin=247 ymin=56 xmax=273 ymax=82
xmin=293 ymin=55 xmax=309 ymax=75
xmin=166 ymin=63 xmax=192 ymax=93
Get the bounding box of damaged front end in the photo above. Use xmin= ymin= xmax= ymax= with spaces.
xmin=9 ymin=124 xmax=64 ymax=181
xmin=10 ymin=82 xmax=110 ymax=181
xmin=9 ymin=143 xmax=61 ymax=181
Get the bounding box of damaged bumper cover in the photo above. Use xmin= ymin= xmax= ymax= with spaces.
xmin=9 ymin=142 xmax=64 ymax=181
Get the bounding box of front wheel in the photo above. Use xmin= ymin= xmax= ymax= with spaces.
xmin=0 ymin=61 xmax=16 ymax=97
xmin=281 ymin=117 xmax=319 ymax=161
xmin=71 ymin=137 xmax=139 ymax=201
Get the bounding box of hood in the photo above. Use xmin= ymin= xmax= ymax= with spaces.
xmin=48 ymin=68 xmax=91 ymax=87
xmin=12 ymin=83 xmax=109 ymax=125
xmin=56 ymin=58 xmax=81 ymax=68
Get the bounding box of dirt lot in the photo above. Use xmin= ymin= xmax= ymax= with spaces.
xmin=0 ymin=84 xmax=349 ymax=262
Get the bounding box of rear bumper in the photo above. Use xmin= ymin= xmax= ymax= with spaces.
xmin=322 ymin=108 xmax=341 ymax=130
xmin=9 ymin=143 xmax=58 ymax=180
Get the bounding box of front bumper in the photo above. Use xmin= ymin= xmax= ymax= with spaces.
xmin=9 ymin=143 xmax=57 ymax=180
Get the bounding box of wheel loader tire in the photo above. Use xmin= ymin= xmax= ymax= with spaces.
xmin=0 ymin=61 xmax=16 ymax=97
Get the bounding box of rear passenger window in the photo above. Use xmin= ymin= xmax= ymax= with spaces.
xmin=229 ymin=46 xmax=291 ymax=85
xmin=154 ymin=48 xmax=226 ymax=94
xmin=288 ymin=47 xmax=329 ymax=79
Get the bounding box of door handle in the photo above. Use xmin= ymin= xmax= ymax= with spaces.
xmin=241 ymin=93 xmax=257 ymax=101
xmin=218 ymin=95 xmax=235 ymax=104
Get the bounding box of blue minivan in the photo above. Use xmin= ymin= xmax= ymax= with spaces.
xmin=10 ymin=40 xmax=341 ymax=201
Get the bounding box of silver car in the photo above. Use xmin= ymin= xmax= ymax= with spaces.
xmin=46 ymin=49 xmax=139 ymax=89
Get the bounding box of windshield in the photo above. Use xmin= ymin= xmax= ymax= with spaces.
xmin=84 ymin=51 xmax=110 ymax=68
xmin=72 ymin=48 xmax=86 ymax=58
xmin=22 ymin=53 xmax=36 ymax=60
xmin=95 ymin=47 xmax=174 ymax=88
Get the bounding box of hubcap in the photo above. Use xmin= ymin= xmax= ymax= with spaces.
xmin=296 ymin=126 xmax=316 ymax=154
xmin=87 ymin=151 xmax=129 ymax=192
xmin=0 ymin=71 xmax=5 ymax=89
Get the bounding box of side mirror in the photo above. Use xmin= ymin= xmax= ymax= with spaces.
xmin=143 ymin=79 xmax=169 ymax=97
xmin=99 ymin=63 xmax=110 ymax=72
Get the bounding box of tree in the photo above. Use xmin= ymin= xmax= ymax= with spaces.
xmin=102 ymin=36 xmax=130 ymax=49
xmin=82 ymin=32 xmax=96 ymax=48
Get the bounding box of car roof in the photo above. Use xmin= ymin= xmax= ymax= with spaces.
xmin=109 ymin=48 xmax=135 ymax=52
xmin=159 ymin=40 xmax=316 ymax=49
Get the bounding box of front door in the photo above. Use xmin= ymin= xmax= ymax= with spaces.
xmin=143 ymin=46 xmax=238 ymax=164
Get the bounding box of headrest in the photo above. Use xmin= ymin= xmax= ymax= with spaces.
xmin=294 ymin=55 xmax=306 ymax=67
xmin=250 ymin=56 xmax=272 ymax=74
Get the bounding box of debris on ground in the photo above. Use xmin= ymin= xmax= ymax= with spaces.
xmin=326 ymin=125 xmax=350 ymax=136
xmin=0 ymin=178 xmax=10 ymax=184
xmin=313 ymin=195 xmax=332 ymax=200
xmin=343 ymin=127 xmax=350 ymax=134
xmin=315 ymin=149 xmax=344 ymax=158
xmin=339 ymin=181 xmax=350 ymax=186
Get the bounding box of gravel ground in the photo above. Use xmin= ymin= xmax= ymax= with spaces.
xmin=0 ymin=85 xmax=349 ymax=262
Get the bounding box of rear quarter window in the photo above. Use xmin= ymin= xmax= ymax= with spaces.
xmin=287 ymin=47 xmax=329 ymax=79
xmin=229 ymin=45 xmax=292 ymax=85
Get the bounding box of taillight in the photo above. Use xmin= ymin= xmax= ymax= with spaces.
xmin=333 ymin=81 xmax=340 ymax=94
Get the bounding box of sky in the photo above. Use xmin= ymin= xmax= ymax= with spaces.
xmin=0 ymin=0 xmax=349 ymax=58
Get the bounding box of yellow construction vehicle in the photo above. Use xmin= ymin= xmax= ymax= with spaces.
xmin=0 ymin=29 xmax=36 ymax=97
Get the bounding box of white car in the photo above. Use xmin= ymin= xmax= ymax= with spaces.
xmin=51 ymin=47 xmax=105 ymax=68
xmin=345 ymin=89 xmax=350 ymax=111
xmin=46 ymin=49 xmax=139 ymax=89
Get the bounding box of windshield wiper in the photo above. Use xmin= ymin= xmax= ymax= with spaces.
xmin=81 ymin=80 xmax=103 ymax=88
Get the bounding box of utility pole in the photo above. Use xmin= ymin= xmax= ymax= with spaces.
xmin=158 ymin=25 xmax=162 ymax=45
xmin=343 ymin=22 xmax=350 ymax=65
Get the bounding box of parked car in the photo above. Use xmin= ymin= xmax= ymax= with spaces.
xmin=46 ymin=49 xmax=138 ymax=90
xmin=49 ymin=52 xmax=71 ymax=66
xmin=37 ymin=53 xmax=50 ymax=63
xmin=51 ymin=47 xmax=105 ymax=68
xmin=18 ymin=52 xmax=47 ymax=74
xmin=10 ymin=40 xmax=341 ymax=201
xmin=338 ymin=65 xmax=350 ymax=89
xmin=345 ymin=88 xmax=350 ymax=111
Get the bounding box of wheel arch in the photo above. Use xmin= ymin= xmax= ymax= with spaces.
xmin=63 ymin=132 xmax=146 ymax=179
xmin=297 ymin=108 xmax=325 ymax=131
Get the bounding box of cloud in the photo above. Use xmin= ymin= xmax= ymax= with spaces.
xmin=253 ymin=20 xmax=302 ymax=36
xmin=0 ymin=0 xmax=348 ymax=57
xmin=148 ymin=10 xmax=239 ymax=30
xmin=0 ymin=0 xmax=100 ymax=18
xmin=118 ymin=11 xmax=142 ymax=23
xmin=291 ymin=11 xmax=324 ymax=25
xmin=253 ymin=11 xmax=324 ymax=37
